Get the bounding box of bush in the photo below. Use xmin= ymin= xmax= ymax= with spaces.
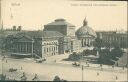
xmin=97 ymin=47 xmax=123 ymax=65
xmin=83 ymin=49 xmax=97 ymax=56
xmin=68 ymin=52 xmax=82 ymax=61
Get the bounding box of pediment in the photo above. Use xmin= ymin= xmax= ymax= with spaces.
xmin=17 ymin=36 xmax=33 ymax=42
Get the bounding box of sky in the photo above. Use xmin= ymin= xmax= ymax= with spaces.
xmin=1 ymin=0 xmax=127 ymax=31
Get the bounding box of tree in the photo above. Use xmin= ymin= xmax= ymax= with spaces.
xmin=97 ymin=49 xmax=114 ymax=65
xmin=104 ymin=42 xmax=111 ymax=49
xmin=111 ymin=41 xmax=120 ymax=49
xmin=93 ymin=37 xmax=103 ymax=50
xmin=110 ymin=47 xmax=123 ymax=59
xmin=68 ymin=52 xmax=81 ymax=61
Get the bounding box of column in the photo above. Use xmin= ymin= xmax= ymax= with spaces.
xmin=83 ymin=39 xmax=85 ymax=47
xmin=85 ymin=39 xmax=87 ymax=46
xmin=81 ymin=39 xmax=83 ymax=47
xmin=21 ymin=42 xmax=22 ymax=52
xmin=26 ymin=43 xmax=27 ymax=53
xmin=19 ymin=43 xmax=21 ymax=52
xmin=87 ymin=38 xmax=88 ymax=46
xmin=31 ymin=41 xmax=34 ymax=57
xmin=88 ymin=39 xmax=90 ymax=46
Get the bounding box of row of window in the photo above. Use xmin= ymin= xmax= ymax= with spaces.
xmin=43 ymin=41 xmax=58 ymax=45
xmin=43 ymin=46 xmax=58 ymax=53
xmin=104 ymin=36 xmax=126 ymax=41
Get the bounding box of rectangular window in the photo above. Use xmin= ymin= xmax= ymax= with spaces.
xmin=47 ymin=48 xmax=48 ymax=52
xmin=44 ymin=47 xmax=46 ymax=53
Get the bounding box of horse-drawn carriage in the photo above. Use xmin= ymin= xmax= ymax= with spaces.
xmin=35 ymin=58 xmax=46 ymax=63
xmin=9 ymin=68 xmax=17 ymax=72
xmin=72 ymin=62 xmax=80 ymax=66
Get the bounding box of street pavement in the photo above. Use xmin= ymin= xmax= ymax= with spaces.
xmin=0 ymin=54 xmax=127 ymax=81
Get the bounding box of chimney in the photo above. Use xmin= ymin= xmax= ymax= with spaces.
xmin=17 ymin=26 xmax=22 ymax=31
xmin=13 ymin=26 xmax=16 ymax=31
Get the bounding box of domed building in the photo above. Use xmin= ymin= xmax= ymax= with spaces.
xmin=76 ymin=18 xmax=97 ymax=47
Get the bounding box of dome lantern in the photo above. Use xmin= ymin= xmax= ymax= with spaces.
xmin=76 ymin=17 xmax=97 ymax=38
xmin=83 ymin=17 xmax=88 ymax=26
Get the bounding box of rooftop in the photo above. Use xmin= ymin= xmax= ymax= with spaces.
xmin=8 ymin=31 xmax=64 ymax=39
xmin=45 ymin=18 xmax=75 ymax=27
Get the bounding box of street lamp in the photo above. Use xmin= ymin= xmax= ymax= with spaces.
xmin=81 ymin=52 xmax=84 ymax=81
xmin=81 ymin=65 xmax=84 ymax=81
xmin=31 ymin=39 xmax=34 ymax=58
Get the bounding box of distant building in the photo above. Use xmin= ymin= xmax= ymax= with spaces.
xmin=44 ymin=18 xmax=75 ymax=37
xmin=76 ymin=18 xmax=97 ymax=47
xmin=4 ymin=18 xmax=82 ymax=58
xmin=96 ymin=31 xmax=128 ymax=48
xmin=0 ymin=26 xmax=23 ymax=49
xmin=44 ymin=18 xmax=81 ymax=54
xmin=5 ymin=31 xmax=63 ymax=57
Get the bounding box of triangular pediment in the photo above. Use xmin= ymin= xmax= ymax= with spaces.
xmin=17 ymin=35 xmax=33 ymax=42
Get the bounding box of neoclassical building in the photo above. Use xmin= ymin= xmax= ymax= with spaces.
xmin=44 ymin=18 xmax=76 ymax=38
xmin=96 ymin=31 xmax=128 ymax=48
xmin=76 ymin=18 xmax=97 ymax=47
xmin=44 ymin=18 xmax=81 ymax=53
xmin=5 ymin=31 xmax=63 ymax=58
xmin=4 ymin=18 xmax=82 ymax=58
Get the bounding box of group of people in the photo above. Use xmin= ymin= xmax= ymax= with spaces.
xmin=21 ymin=72 xmax=39 ymax=81
xmin=53 ymin=76 xmax=67 ymax=82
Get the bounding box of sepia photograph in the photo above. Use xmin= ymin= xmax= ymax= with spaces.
xmin=0 ymin=0 xmax=127 ymax=81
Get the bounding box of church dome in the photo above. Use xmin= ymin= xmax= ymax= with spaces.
xmin=76 ymin=18 xmax=97 ymax=38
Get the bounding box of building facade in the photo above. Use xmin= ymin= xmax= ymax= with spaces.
xmin=42 ymin=39 xmax=58 ymax=57
xmin=5 ymin=31 xmax=63 ymax=58
xmin=76 ymin=18 xmax=97 ymax=47
xmin=4 ymin=18 xmax=92 ymax=58
xmin=44 ymin=19 xmax=75 ymax=37
xmin=44 ymin=18 xmax=81 ymax=54
xmin=96 ymin=31 xmax=128 ymax=48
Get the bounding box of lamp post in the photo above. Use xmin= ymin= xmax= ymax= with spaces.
xmin=82 ymin=65 xmax=84 ymax=81
xmin=81 ymin=51 xmax=84 ymax=81
xmin=31 ymin=39 xmax=34 ymax=58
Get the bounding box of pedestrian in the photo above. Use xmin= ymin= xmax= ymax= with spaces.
xmin=21 ymin=72 xmax=27 ymax=81
xmin=126 ymin=64 xmax=128 ymax=67
xmin=53 ymin=75 xmax=61 ymax=81
xmin=112 ymin=65 xmax=114 ymax=69
xmin=97 ymin=72 xmax=99 ymax=76
xmin=13 ymin=78 xmax=16 ymax=81
xmin=86 ymin=62 xmax=88 ymax=65
xmin=6 ymin=60 xmax=7 ymax=63
xmin=122 ymin=66 xmax=124 ymax=70
xmin=21 ymin=67 xmax=22 ymax=70
xmin=101 ymin=67 xmax=103 ymax=71
xmin=32 ymin=74 xmax=39 ymax=81
xmin=116 ymin=62 xmax=118 ymax=67
xmin=115 ymin=76 xmax=118 ymax=80
xmin=100 ymin=64 xmax=102 ymax=68
xmin=54 ymin=60 xmax=56 ymax=63
xmin=87 ymin=64 xmax=89 ymax=67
